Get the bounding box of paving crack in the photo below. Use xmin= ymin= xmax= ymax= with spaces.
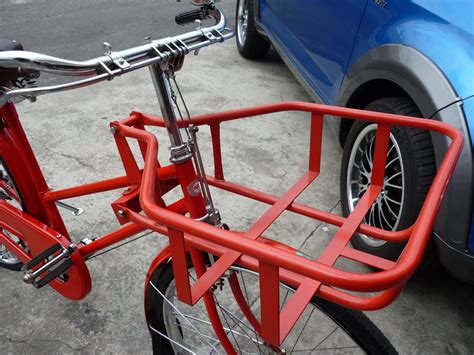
xmin=298 ymin=200 xmax=341 ymax=251
xmin=50 ymin=149 xmax=96 ymax=171
xmin=0 ymin=333 xmax=87 ymax=353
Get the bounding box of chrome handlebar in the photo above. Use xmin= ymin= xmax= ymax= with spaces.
xmin=0 ymin=7 xmax=233 ymax=106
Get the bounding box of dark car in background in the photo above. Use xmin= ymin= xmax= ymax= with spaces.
xmin=236 ymin=0 xmax=474 ymax=282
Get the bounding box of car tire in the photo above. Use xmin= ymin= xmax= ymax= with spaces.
xmin=340 ymin=97 xmax=439 ymax=270
xmin=236 ymin=0 xmax=270 ymax=59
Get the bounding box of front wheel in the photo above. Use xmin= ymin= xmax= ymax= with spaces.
xmin=145 ymin=257 xmax=396 ymax=354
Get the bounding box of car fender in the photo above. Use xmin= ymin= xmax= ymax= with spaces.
xmin=337 ymin=44 xmax=473 ymax=258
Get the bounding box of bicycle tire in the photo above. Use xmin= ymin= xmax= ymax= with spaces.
xmin=145 ymin=258 xmax=397 ymax=354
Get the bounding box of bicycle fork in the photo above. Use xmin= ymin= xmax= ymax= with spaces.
xmin=148 ymin=63 xmax=241 ymax=352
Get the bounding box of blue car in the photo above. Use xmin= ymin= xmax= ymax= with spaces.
xmin=236 ymin=0 xmax=474 ymax=282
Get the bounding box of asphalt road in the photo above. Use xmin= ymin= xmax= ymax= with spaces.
xmin=1 ymin=1 xmax=474 ymax=354
xmin=1 ymin=0 xmax=235 ymax=60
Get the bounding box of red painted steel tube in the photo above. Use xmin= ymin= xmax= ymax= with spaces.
xmin=43 ymin=175 xmax=131 ymax=202
xmin=131 ymin=209 xmax=405 ymax=310
xmin=140 ymin=101 xmax=465 ymax=137
xmin=43 ymin=165 xmax=177 ymax=203
xmin=210 ymin=123 xmax=224 ymax=180
xmin=79 ymin=222 xmax=146 ymax=257
xmin=117 ymin=104 xmax=463 ymax=293
xmin=207 ymin=176 xmax=412 ymax=242
xmin=121 ymin=98 xmax=464 ymax=342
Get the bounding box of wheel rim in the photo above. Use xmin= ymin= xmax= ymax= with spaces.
xmin=0 ymin=160 xmax=23 ymax=265
xmin=346 ymin=124 xmax=405 ymax=247
xmin=237 ymin=0 xmax=249 ymax=47
xmin=152 ymin=266 xmax=367 ymax=353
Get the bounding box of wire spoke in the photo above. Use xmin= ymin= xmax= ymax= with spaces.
xmin=290 ymin=307 xmax=316 ymax=353
xmin=149 ymin=281 xmax=221 ymax=354
xmin=238 ymin=271 xmax=263 ymax=352
xmin=173 ymin=322 xmax=220 ymax=343
xmin=310 ymin=326 xmax=339 ymax=352
xmin=213 ymin=294 xmax=243 ymax=354
xmin=215 ymin=302 xmax=265 ymax=348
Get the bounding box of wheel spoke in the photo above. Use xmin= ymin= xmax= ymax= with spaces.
xmin=215 ymin=303 xmax=265 ymax=349
xmin=157 ymin=265 xmax=379 ymax=353
xmin=149 ymin=280 xmax=221 ymax=353
xmin=311 ymin=326 xmax=339 ymax=352
xmin=385 ymin=171 xmax=402 ymax=183
xmin=290 ymin=307 xmax=316 ymax=353
xmin=379 ymin=202 xmax=395 ymax=229
xmin=383 ymin=194 xmax=402 ymax=206
xmin=385 ymin=182 xmax=403 ymax=190
xmin=385 ymin=155 xmax=400 ymax=169
xmin=383 ymin=197 xmax=400 ymax=217
xmin=386 ymin=142 xmax=396 ymax=157
xmin=214 ymin=295 xmax=243 ymax=354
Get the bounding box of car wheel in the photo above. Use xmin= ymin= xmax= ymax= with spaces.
xmin=236 ymin=0 xmax=270 ymax=59
xmin=340 ymin=97 xmax=438 ymax=269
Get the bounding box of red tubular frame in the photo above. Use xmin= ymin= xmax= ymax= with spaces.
xmin=0 ymin=100 xmax=463 ymax=350
xmin=111 ymin=101 xmax=463 ymax=347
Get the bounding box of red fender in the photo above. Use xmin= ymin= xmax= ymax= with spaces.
xmin=143 ymin=243 xmax=172 ymax=328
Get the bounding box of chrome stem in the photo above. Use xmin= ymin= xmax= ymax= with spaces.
xmin=149 ymin=65 xmax=185 ymax=149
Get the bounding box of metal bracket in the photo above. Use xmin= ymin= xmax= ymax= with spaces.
xmin=113 ymin=57 xmax=131 ymax=70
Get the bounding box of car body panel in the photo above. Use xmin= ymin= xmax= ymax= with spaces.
xmin=284 ymin=0 xmax=368 ymax=103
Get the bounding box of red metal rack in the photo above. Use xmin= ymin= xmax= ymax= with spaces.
xmin=111 ymin=101 xmax=463 ymax=348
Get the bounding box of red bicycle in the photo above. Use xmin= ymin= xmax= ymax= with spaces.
xmin=0 ymin=2 xmax=463 ymax=354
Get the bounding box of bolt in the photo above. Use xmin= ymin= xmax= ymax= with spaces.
xmin=56 ymin=234 xmax=62 ymax=239
xmin=23 ymin=273 xmax=34 ymax=284
xmin=117 ymin=209 xmax=126 ymax=218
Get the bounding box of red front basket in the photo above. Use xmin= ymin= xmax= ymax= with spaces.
xmin=112 ymin=101 xmax=463 ymax=347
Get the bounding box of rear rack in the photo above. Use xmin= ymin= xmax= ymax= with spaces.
xmin=111 ymin=101 xmax=463 ymax=346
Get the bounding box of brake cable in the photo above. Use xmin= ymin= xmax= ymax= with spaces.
xmin=165 ymin=67 xmax=222 ymax=227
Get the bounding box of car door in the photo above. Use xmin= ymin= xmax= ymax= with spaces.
xmin=284 ymin=0 xmax=368 ymax=104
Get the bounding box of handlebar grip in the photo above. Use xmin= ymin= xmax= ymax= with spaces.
xmin=175 ymin=8 xmax=203 ymax=26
